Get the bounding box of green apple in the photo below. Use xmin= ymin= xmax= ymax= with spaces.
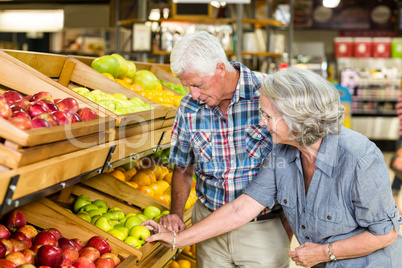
xmin=119 ymin=217 xmax=127 ymax=225
xmin=113 ymin=93 xmax=128 ymax=101
xmin=129 ymin=97 xmax=144 ymax=106
xmin=102 ymin=212 xmax=114 ymax=220
xmin=126 ymin=60 xmax=137 ymax=80
xmin=94 ymin=216 xmax=114 ymax=232
xmin=91 ymin=215 xmax=102 ymax=224
xmin=114 ymin=226 xmax=129 ymax=238
xmin=76 ymin=211 xmax=91 ymax=223
xmin=73 ymin=195 xmax=92 ymax=213
xmin=93 ymin=93 xmax=106 ymax=102
xmin=143 ymin=206 xmax=161 ymax=220
xmin=153 ymin=215 xmax=161 ymax=223
xmin=121 ymin=100 xmax=133 ymax=107
xmin=124 ymin=236 xmax=142 ymax=249
xmin=92 ymin=199 xmax=108 ymax=214
xmin=103 ymin=93 xmax=115 ymax=100
xmin=112 ymin=100 xmax=124 ymax=109
xmin=141 ymin=103 xmax=154 ymax=110
xmin=135 ymin=214 xmax=148 ymax=222
xmin=129 ymin=225 xmax=151 ymax=245
xmin=110 ymin=220 xmax=121 ymax=226
xmin=109 ymin=206 xmax=122 ymax=211
xmin=79 ymin=204 xmax=99 ymax=213
xmin=124 ymin=216 xmax=143 ymax=230
xmin=108 ymin=228 xmax=126 ymax=240
xmin=72 ymin=87 xmax=90 ymax=95
xmin=87 ymin=209 xmax=102 ymax=218
xmin=126 ymin=106 xmax=142 ymax=114
xmin=161 ymin=210 xmax=170 ymax=216
xmin=114 ymin=107 xmax=128 ymax=115
xmin=82 ymin=92 xmax=96 ymax=102
xmin=98 ymin=99 xmax=116 ymax=112
xmin=125 ymin=213 xmax=137 ymax=219
xmin=108 ymin=209 xmax=125 ymax=220
xmin=114 ymin=223 xmax=124 ymax=228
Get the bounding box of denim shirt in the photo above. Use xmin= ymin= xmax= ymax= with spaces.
xmin=245 ymin=127 xmax=402 ymax=267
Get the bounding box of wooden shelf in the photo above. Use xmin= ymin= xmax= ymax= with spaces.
xmin=241 ymin=18 xmax=287 ymax=27
xmin=119 ymin=17 xmax=236 ymax=26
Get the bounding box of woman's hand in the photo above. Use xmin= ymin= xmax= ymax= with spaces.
xmin=288 ymin=242 xmax=328 ymax=267
xmin=141 ymin=220 xmax=176 ymax=248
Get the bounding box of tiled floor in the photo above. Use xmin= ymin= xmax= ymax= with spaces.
xmin=288 ymin=151 xmax=401 ymax=268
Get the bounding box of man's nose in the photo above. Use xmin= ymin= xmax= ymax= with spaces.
xmin=189 ymin=87 xmax=201 ymax=100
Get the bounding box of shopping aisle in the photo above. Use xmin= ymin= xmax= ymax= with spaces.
xmin=288 ymin=151 xmax=400 ymax=268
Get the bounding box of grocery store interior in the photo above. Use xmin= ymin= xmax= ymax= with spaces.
xmin=0 ymin=0 xmax=401 ymax=267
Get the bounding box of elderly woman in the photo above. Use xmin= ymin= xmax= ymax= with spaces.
xmin=143 ymin=67 xmax=402 ymax=268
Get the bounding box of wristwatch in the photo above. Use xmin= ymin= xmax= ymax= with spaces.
xmin=328 ymin=242 xmax=337 ymax=261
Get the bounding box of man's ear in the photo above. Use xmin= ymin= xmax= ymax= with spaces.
xmin=216 ymin=62 xmax=226 ymax=76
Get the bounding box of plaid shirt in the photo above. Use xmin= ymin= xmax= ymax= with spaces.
xmin=169 ymin=62 xmax=273 ymax=212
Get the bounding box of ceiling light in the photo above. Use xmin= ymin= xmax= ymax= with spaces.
xmin=322 ymin=0 xmax=341 ymax=8
xmin=0 ymin=10 xmax=64 ymax=32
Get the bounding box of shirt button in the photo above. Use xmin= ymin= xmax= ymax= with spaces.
xmin=305 ymin=236 xmax=310 ymax=239
xmin=228 ymin=136 xmax=232 ymax=140
xmin=231 ymin=160 xmax=235 ymax=163
xmin=257 ymin=134 xmax=262 ymax=138
xmin=303 ymin=208 xmax=305 ymax=213
xmin=283 ymin=199 xmax=287 ymax=204
xmin=327 ymin=216 xmax=332 ymax=220
xmin=302 ymin=225 xmax=306 ymax=229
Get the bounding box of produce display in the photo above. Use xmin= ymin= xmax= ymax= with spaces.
xmin=0 ymin=90 xmax=98 ymax=130
xmin=72 ymin=195 xmax=166 ymax=250
xmin=90 ymin=54 xmax=183 ymax=109
xmin=72 ymin=87 xmax=153 ymax=115
xmin=108 ymin=148 xmax=198 ymax=211
xmin=0 ymin=209 xmax=121 ymax=268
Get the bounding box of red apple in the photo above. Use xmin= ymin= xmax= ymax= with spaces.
xmin=0 ymin=238 xmax=15 ymax=254
xmin=60 ymin=244 xmax=79 ymax=263
xmin=10 ymin=238 xmax=27 ymax=252
xmin=17 ymin=225 xmax=38 ymax=241
xmin=0 ymin=240 xmax=6 ymax=258
xmin=77 ymin=108 xmax=98 ymax=121
xmin=33 ymin=231 xmax=58 ymax=247
xmin=2 ymin=210 xmax=26 ymax=233
xmin=30 ymin=91 xmax=53 ymax=103
xmin=94 ymin=257 xmax=115 ymax=268
xmin=12 ymin=99 xmax=30 ymax=111
xmin=100 ymin=253 xmax=120 ymax=266
xmin=3 ymin=91 xmax=23 ymax=105
xmin=0 ymin=259 xmax=17 ymax=268
xmin=21 ymin=249 xmax=36 ymax=265
xmin=31 ymin=118 xmax=50 ymax=129
xmin=36 ymin=245 xmax=63 ymax=268
xmin=43 ymin=228 xmax=63 ymax=241
xmin=61 ymin=254 xmax=72 ymax=266
xmin=86 ymin=236 xmax=111 ymax=255
xmin=56 ymin=98 xmax=79 ymax=113
xmin=58 ymin=238 xmax=76 ymax=248
xmin=10 ymin=105 xmax=25 ymax=114
xmin=11 ymin=110 xmax=30 ymax=120
xmin=42 ymin=102 xmax=59 ymax=113
xmin=51 ymin=111 xmax=71 ymax=125
xmin=69 ymin=113 xmax=83 ymax=123
xmin=0 ymin=224 xmax=11 ymax=239
xmin=27 ymin=103 xmax=48 ymax=118
xmin=61 ymin=266 xmax=74 ymax=268
xmin=11 ymin=232 xmax=31 ymax=249
xmin=0 ymin=95 xmax=12 ymax=119
xmin=23 ymin=95 xmax=32 ymax=101
xmin=16 ymin=264 xmax=35 ymax=268
xmin=30 ymin=244 xmax=42 ymax=254
xmin=37 ymin=267 xmax=52 ymax=268
xmin=72 ymin=257 xmax=95 ymax=268
xmin=34 ymin=113 xmax=59 ymax=127
xmin=8 ymin=117 xmax=32 ymax=130
xmin=5 ymin=251 xmax=26 ymax=266
xmin=79 ymin=247 xmax=100 ymax=262
xmin=70 ymin=239 xmax=84 ymax=252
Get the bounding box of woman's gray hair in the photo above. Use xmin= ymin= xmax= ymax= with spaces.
xmin=170 ymin=31 xmax=234 ymax=77
xmin=262 ymin=67 xmax=345 ymax=147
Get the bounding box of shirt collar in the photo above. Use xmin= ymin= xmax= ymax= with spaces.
xmin=231 ymin=61 xmax=261 ymax=102
xmin=287 ymin=133 xmax=340 ymax=178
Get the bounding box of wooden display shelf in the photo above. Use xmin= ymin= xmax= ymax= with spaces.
xmin=0 ymin=54 xmax=115 ymax=169
xmin=0 ymin=143 xmax=113 ymax=208
xmin=53 ymin=183 xmax=165 ymax=262
xmin=0 ymin=50 xmax=167 ymax=128
xmin=16 ymin=198 xmax=138 ymax=265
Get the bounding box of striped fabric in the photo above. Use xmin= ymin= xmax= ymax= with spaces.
xmin=398 ymin=94 xmax=402 ymax=136
xmin=169 ymin=62 xmax=274 ymax=212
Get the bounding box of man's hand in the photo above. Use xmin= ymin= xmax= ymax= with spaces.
xmin=288 ymin=242 xmax=327 ymax=267
xmin=158 ymin=213 xmax=186 ymax=233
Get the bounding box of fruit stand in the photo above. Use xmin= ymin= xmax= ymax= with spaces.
xmin=0 ymin=50 xmax=193 ymax=267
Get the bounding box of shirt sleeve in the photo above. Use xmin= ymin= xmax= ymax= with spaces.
xmin=244 ymin=146 xmax=278 ymax=209
xmin=168 ymin=107 xmax=195 ymax=167
xmin=351 ymin=145 xmax=401 ymax=235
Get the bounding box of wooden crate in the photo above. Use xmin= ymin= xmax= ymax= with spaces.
xmin=0 ymin=143 xmax=113 ymax=207
xmin=0 ymin=50 xmax=167 ymax=127
xmin=0 ymin=55 xmax=116 ymax=169
xmin=51 ymin=182 xmax=165 ymax=262
xmin=16 ymin=198 xmax=138 ymax=266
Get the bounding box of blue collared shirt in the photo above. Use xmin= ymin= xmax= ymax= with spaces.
xmin=245 ymin=127 xmax=402 ymax=267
